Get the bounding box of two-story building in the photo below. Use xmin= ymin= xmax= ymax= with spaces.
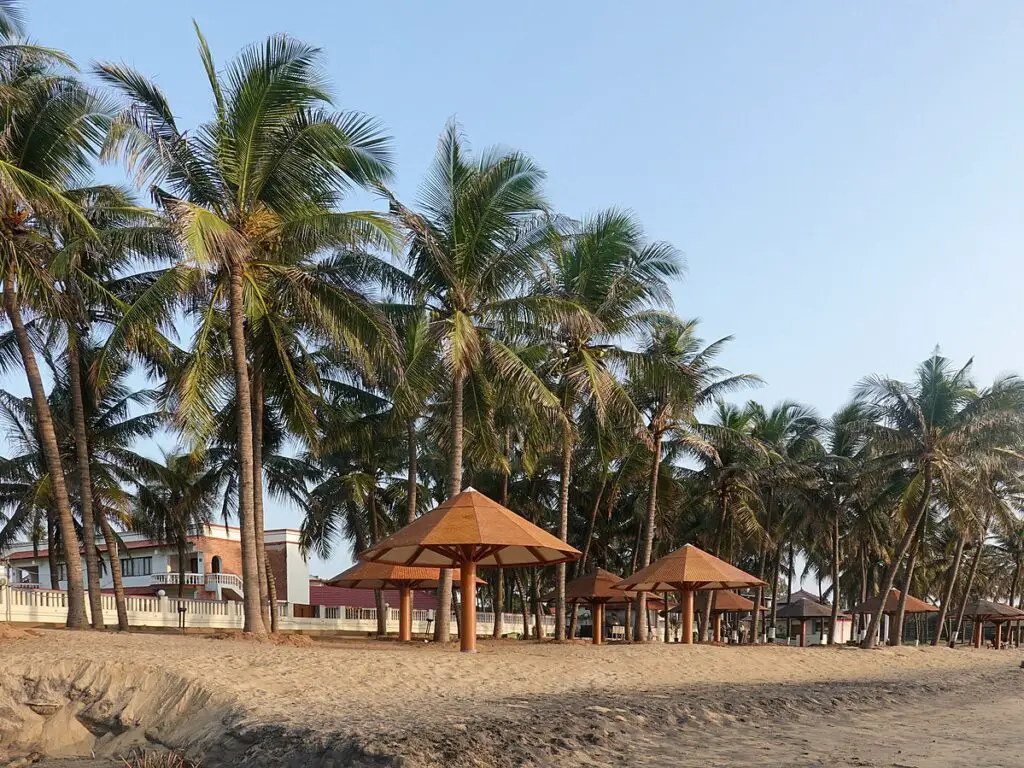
xmin=1 ymin=525 xmax=310 ymax=606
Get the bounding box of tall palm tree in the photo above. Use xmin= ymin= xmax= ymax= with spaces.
xmin=629 ymin=319 xmax=756 ymax=640
xmin=97 ymin=27 xmax=393 ymax=637
xmin=855 ymin=352 xmax=1024 ymax=648
xmin=388 ymin=121 xmax=557 ymax=641
xmin=0 ymin=14 xmax=112 ymax=629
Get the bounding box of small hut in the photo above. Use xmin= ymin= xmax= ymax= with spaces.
xmin=614 ymin=544 xmax=764 ymax=645
xmin=849 ymin=589 xmax=938 ymax=644
xmin=359 ymin=488 xmax=580 ymax=652
xmin=960 ymin=599 xmax=1024 ymax=649
xmin=777 ymin=597 xmax=836 ymax=647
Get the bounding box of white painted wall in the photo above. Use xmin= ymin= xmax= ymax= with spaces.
xmin=285 ymin=541 xmax=309 ymax=604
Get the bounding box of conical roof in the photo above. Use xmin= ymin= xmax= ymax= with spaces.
xmin=614 ymin=544 xmax=765 ymax=592
xmin=960 ymin=599 xmax=1024 ymax=621
xmin=358 ymin=488 xmax=581 ymax=567
xmin=326 ymin=561 xmax=483 ymax=590
xmin=777 ymin=597 xmax=835 ymax=620
xmin=850 ymin=588 xmax=938 ymax=615
xmin=565 ymin=568 xmax=635 ymax=602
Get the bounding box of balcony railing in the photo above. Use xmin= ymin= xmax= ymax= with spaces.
xmin=205 ymin=572 xmax=243 ymax=591
xmin=11 ymin=582 xmax=41 ymax=589
xmin=151 ymin=572 xmax=205 ymax=587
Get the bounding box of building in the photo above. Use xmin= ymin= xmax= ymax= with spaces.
xmin=1 ymin=525 xmax=309 ymax=606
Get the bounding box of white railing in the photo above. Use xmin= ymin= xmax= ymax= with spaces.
xmin=0 ymin=585 xmax=555 ymax=637
xmin=11 ymin=582 xmax=42 ymax=589
xmin=152 ymin=572 xmax=205 ymax=587
xmin=205 ymin=573 xmax=243 ymax=591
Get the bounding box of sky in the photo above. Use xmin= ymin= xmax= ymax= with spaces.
xmin=14 ymin=1 xmax=1024 ymax=577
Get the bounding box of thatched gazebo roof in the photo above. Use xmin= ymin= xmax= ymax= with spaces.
xmin=358 ymin=488 xmax=580 ymax=567
xmin=613 ymin=544 xmax=765 ymax=592
xmin=777 ymin=597 xmax=835 ymax=620
xmin=960 ymin=599 xmax=1024 ymax=621
xmin=849 ymin=588 xmax=937 ymax=615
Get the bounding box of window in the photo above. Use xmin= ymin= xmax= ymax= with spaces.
xmin=120 ymin=556 xmax=153 ymax=578
xmin=57 ymin=563 xmax=67 ymax=582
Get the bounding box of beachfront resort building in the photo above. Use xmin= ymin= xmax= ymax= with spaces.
xmin=1 ymin=525 xmax=310 ymax=605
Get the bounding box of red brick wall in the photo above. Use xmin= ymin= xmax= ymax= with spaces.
xmin=265 ymin=544 xmax=288 ymax=599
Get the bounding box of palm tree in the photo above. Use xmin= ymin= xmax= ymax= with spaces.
xmin=388 ymin=121 xmax=556 ymax=641
xmin=534 ymin=210 xmax=682 ymax=639
xmin=855 ymin=352 xmax=1024 ymax=648
xmin=97 ymin=27 xmax=394 ymax=637
xmin=0 ymin=14 xmax=113 ymax=629
xmin=133 ymin=451 xmax=222 ymax=598
xmin=629 ymin=319 xmax=756 ymax=640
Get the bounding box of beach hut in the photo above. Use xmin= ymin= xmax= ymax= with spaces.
xmin=326 ymin=562 xmax=483 ymax=642
xmin=358 ymin=488 xmax=580 ymax=652
xmin=777 ymin=597 xmax=835 ymax=647
xmin=960 ymin=599 xmax=1024 ymax=649
xmin=666 ymin=591 xmax=759 ymax=643
xmin=613 ymin=544 xmax=765 ymax=645
xmin=543 ymin=568 xmax=637 ymax=645
xmin=849 ymin=589 xmax=938 ymax=644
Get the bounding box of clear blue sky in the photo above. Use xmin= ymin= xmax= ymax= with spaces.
xmin=22 ymin=1 xmax=1024 ymax=577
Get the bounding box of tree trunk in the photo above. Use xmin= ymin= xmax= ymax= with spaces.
xmin=227 ymin=262 xmax=267 ymax=638
xmin=932 ymin=533 xmax=967 ymax=645
xmin=627 ymin=517 xmax=643 ymax=642
xmin=555 ymin=426 xmax=572 ymax=641
xmin=66 ymin=340 xmax=105 ymax=629
xmin=435 ymin=370 xmax=464 ymax=643
xmin=177 ymin=540 xmax=186 ymax=599
xmin=47 ymin=508 xmax=60 ymax=589
xmin=861 ymin=461 xmax=933 ymax=649
xmin=97 ymin=509 xmax=129 ymax=630
xmin=493 ymin=431 xmax=509 ymax=640
xmin=577 ymin=474 xmax=607 ymax=575
xmin=752 ymin=488 xmax=774 ymax=644
xmin=3 ymin=269 xmax=87 ymax=628
xmin=892 ymin=517 xmax=926 ymax=645
xmin=250 ymin=369 xmax=271 ymax=632
xmin=514 ymin=570 xmax=529 ymax=639
xmin=633 ymin=430 xmax=663 ymax=642
xmin=531 ymin=567 xmax=543 ymax=640
xmin=406 ymin=418 xmax=418 ymax=525
xmin=769 ymin=542 xmax=782 ymax=637
xmin=266 ymin=554 xmax=279 ymax=633
xmin=367 ymin=483 xmax=388 ymax=638
xmin=949 ymin=516 xmax=988 ymax=648
xmin=828 ymin=513 xmax=841 ymax=644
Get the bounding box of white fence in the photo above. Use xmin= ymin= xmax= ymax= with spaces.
xmin=0 ymin=586 xmax=557 ymax=638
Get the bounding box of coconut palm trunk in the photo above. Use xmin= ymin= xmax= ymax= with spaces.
xmin=493 ymin=449 xmax=508 ymax=639
xmin=177 ymin=540 xmax=187 ymax=599
xmin=828 ymin=515 xmax=841 ymax=644
xmin=634 ymin=430 xmax=664 ymax=642
xmin=407 ymin=419 xmax=418 ymax=526
xmin=66 ymin=340 xmax=105 ymax=628
xmin=949 ymin=515 xmax=988 ymax=648
xmin=97 ymin=509 xmax=129 ymax=630
xmin=514 ymin=570 xmax=529 ymax=639
xmin=435 ymin=370 xmax=464 ymax=643
xmin=555 ymin=426 xmax=572 ymax=641
xmin=250 ymin=369 xmax=271 ymax=631
xmin=932 ymin=533 xmax=967 ymax=645
xmin=47 ymin=509 xmax=60 ymax=589
xmin=3 ymin=269 xmax=87 ymax=628
xmin=227 ymin=263 xmax=267 ymax=638
xmin=861 ymin=462 xmax=932 ymax=649
xmin=266 ymin=555 xmax=279 ymax=632
xmin=891 ymin=520 xmax=926 ymax=645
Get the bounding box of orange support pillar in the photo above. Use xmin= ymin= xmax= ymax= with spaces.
xmin=399 ymin=585 xmax=412 ymax=642
xmin=460 ymin=560 xmax=477 ymax=653
xmin=994 ymin=621 xmax=1002 ymax=650
xmin=973 ymin=619 xmax=983 ymax=649
xmin=713 ymin=613 xmax=722 ymax=643
xmin=592 ymin=602 xmax=602 ymax=645
xmin=800 ymin=619 xmax=808 ymax=648
xmin=681 ymin=589 xmax=694 ymax=645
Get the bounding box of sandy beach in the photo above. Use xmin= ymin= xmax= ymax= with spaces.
xmin=1 ymin=630 xmax=1021 ymax=767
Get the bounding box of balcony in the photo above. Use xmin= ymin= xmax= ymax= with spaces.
xmin=150 ymin=572 xmax=243 ymax=596
xmin=204 ymin=572 xmax=243 ymax=592
xmin=151 ymin=572 xmax=205 ymax=587
xmin=10 ymin=582 xmax=42 ymax=589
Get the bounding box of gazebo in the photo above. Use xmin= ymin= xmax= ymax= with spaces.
xmin=614 ymin=544 xmax=765 ymax=645
xmin=960 ymin=599 xmax=1024 ymax=650
xmin=667 ymin=591 xmax=759 ymax=643
xmin=849 ymin=589 xmax=938 ymax=644
xmin=777 ymin=597 xmax=835 ymax=647
xmin=358 ymin=488 xmax=580 ymax=652
xmin=553 ymin=568 xmax=638 ymax=645
xmin=327 ymin=561 xmax=483 ymax=642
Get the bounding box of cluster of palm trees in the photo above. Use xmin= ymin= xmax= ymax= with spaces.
xmin=1 ymin=8 xmax=1023 ymax=648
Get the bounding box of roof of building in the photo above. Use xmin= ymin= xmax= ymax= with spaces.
xmin=614 ymin=544 xmax=765 ymax=592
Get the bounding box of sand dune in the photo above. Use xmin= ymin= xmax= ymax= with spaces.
xmin=0 ymin=631 xmax=1019 ymax=766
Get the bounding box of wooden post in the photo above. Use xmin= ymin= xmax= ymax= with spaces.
xmin=973 ymin=619 xmax=983 ymax=649
xmin=460 ymin=561 xmax=477 ymax=653
xmin=399 ymin=585 xmax=412 ymax=642
xmin=681 ymin=589 xmax=694 ymax=645
xmin=994 ymin=621 xmax=1002 ymax=650
xmin=713 ymin=612 xmax=722 ymax=643
xmin=663 ymin=592 xmax=670 ymax=643
xmin=592 ymin=602 xmax=602 ymax=645
xmin=800 ymin=618 xmax=808 ymax=648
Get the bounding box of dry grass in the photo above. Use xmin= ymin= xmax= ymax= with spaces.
xmin=121 ymin=751 xmax=200 ymax=768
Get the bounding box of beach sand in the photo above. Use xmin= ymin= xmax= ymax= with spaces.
xmin=1 ymin=630 xmax=1020 ymax=766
